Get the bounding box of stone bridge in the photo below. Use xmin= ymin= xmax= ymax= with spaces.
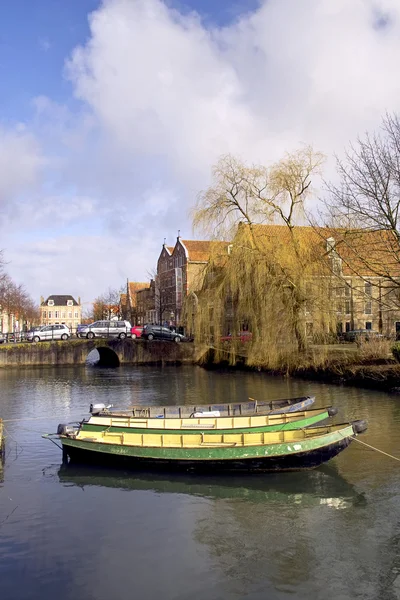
xmin=0 ymin=338 xmax=199 ymax=368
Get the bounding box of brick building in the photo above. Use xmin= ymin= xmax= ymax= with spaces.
xmin=156 ymin=237 xmax=229 ymax=325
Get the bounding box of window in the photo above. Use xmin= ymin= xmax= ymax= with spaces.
xmin=55 ymin=311 xmax=59 ymax=318
xmin=74 ymin=312 xmax=78 ymax=318
xmin=365 ymin=322 xmax=372 ymax=330
xmin=48 ymin=300 xmax=54 ymax=306
xmin=365 ymin=282 xmax=372 ymax=296
xmin=345 ymin=322 xmax=351 ymax=332
xmin=68 ymin=312 xmax=72 ymax=318
xmin=48 ymin=311 xmax=52 ymax=319
xmin=62 ymin=312 xmax=65 ymax=318
xmin=306 ymin=322 xmax=313 ymax=337
xmin=43 ymin=311 xmax=47 ymax=318
xmin=336 ymin=302 xmax=343 ymax=314
xmin=365 ymin=301 xmax=372 ymax=315
xmin=67 ymin=300 xmax=73 ymax=306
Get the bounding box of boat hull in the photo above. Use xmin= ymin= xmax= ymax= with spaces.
xmin=59 ymin=425 xmax=357 ymax=473
xmin=62 ymin=439 xmax=351 ymax=472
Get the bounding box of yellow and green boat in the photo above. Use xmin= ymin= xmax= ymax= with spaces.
xmin=81 ymin=406 xmax=338 ymax=436
xmin=45 ymin=419 xmax=367 ymax=473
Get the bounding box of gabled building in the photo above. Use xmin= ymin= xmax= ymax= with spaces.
xmin=40 ymin=295 xmax=81 ymax=330
xmin=125 ymin=281 xmax=150 ymax=324
xmin=156 ymin=237 xmax=229 ymax=325
xmin=136 ymin=279 xmax=156 ymax=325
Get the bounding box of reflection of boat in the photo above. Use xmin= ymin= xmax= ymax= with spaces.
xmin=82 ymin=406 xmax=338 ymax=435
xmin=44 ymin=420 xmax=368 ymax=473
xmin=57 ymin=464 xmax=367 ymax=509
xmin=89 ymin=395 xmax=316 ymax=418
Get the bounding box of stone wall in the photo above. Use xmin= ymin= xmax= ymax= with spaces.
xmin=0 ymin=339 xmax=197 ymax=368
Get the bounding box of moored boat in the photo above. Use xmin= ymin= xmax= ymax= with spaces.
xmin=81 ymin=406 xmax=338 ymax=436
xmin=44 ymin=419 xmax=368 ymax=473
xmin=89 ymin=394 xmax=316 ymax=419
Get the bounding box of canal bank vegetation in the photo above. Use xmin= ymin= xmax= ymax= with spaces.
xmin=187 ymin=113 xmax=400 ymax=376
xmin=188 ymin=146 xmax=339 ymax=369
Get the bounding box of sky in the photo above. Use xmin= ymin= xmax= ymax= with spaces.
xmin=1 ymin=0 xmax=400 ymax=306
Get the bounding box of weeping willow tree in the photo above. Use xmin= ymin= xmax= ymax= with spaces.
xmin=185 ymin=147 xmax=340 ymax=368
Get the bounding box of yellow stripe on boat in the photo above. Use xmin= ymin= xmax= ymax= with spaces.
xmin=87 ymin=407 xmax=329 ymax=431
xmin=76 ymin=423 xmax=353 ymax=449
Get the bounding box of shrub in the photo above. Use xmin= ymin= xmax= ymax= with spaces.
xmin=392 ymin=342 xmax=400 ymax=362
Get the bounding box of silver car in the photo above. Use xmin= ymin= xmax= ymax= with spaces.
xmin=27 ymin=324 xmax=71 ymax=342
xmin=79 ymin=320 xmax=132 ymax=339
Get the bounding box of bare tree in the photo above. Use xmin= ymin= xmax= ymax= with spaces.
xmin=91 ymin=287 xmax=123 ymax=321
xmin=324 ymin=113 xmax=400 ymax=325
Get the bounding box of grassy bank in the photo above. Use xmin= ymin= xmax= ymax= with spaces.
xmin=202 ymin=339 xmax=400 ymax=393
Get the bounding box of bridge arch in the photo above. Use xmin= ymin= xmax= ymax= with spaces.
xmin=88 ymin=346 xmax=120 ymax=367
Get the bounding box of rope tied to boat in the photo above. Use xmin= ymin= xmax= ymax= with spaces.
xmin=351 ymin=436 xmax=400 ymax=463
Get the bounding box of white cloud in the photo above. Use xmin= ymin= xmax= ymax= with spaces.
xmin=5 ymin=233 xmax=159 ymax=305
xmin=66 ymin=0 xmax=400 ymax=194
xmin=3 ymin=0 xmax=400 ymax=302
xmin=0 ymin=126 xmax=44 ymax=217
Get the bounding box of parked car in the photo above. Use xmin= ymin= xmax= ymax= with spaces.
xmin=141 ymin=325 xmax=186 ymax=343
xmin=78 ymin=320 xmax=132 ymax=339
xmin=342 ymin=329 xmax=384 ymax=343
xmin=220 ymin=331 xmax=253 ymax=343
xmin=131 ymin=326 xmax=144 ymax=339
xmin=27 ymin=324 xmax=71 ymax=342
xmin=76 ymin=324 xmax=88 ymax=336
xmin=20 ymin=326 xmax=42 ymax=341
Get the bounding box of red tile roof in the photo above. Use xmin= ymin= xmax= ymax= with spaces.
xmin=236 ymin=224 xmax=400 ymax=278
xmin=180 ymin=240 xmax=230 ymax=262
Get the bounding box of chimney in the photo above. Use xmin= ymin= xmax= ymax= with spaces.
xmin=40 ymin=296 xmax=44 ymax=305
xmin=78 ymin=296 xmax=81 ymax=305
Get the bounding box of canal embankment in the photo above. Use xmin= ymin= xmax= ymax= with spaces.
xmin=202 ymin=340 xmax=400 ymax=393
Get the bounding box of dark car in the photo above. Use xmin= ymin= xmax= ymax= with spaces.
xmin=141 ymin=325 xmax=186 ymax=343
xmin=343 ymin=329 xmax=384 ymax=343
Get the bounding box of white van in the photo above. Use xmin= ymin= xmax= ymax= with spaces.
xmin=78 ymin=320 xmax=132 ymax=339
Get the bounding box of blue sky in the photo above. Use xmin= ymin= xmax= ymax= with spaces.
xmin=1 ymin=0 xmax=259 ymax=121
xmin=1 ymin=0 xmax=399 ymax=305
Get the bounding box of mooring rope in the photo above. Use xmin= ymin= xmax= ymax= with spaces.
xmin=352 ymin=436 xmax=400 ymax=462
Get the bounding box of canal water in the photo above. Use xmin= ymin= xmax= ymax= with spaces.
xmin=0 ymin=365 xmax=399 ymax=600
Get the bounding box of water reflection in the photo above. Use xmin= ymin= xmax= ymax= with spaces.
xmin=57 ymin=463 xmax=367 ymax=510
xmin=2 ymin=365 xmax=400 ymax=600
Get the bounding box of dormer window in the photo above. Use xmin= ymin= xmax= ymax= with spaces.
xmin=48 ymin=300 xmax=54 ymax=306
xmin=326 ymin=237 xmax=335 ymax=252
xmin=67 ymin=300 xmax=73 ymax=306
